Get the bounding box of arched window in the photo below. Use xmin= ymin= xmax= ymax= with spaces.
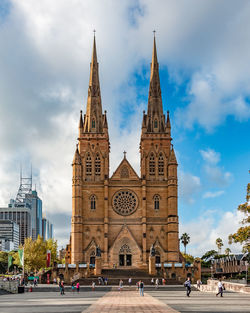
xmin=155 ymin=250 xmax=161 ymax=264
xmin=95 ymin=154 xmax=101 ymax=175
xmin=149 ymin=153 xmax=155 ymax=175
xmin=158 ymin=153 xmax=164 ymax=175
xmin=90 ymin=250 xmax=95 ymax=265
xmin=92 ymin=119 xmax=95 ymax=128
xmin=90 ymin=195 xmax=96 ymax=210
xmin=154 ymin=119 xmax=158 ymax=128
xmin=86 ymin=153 xmax=92 ymax=175
xmin=154 ymin=195 xmax=160 ymax=210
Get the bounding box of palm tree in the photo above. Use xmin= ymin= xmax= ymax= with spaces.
xmin=225 ymin=248 xmax=231 ymax=256
xmin=215 ymin=238 xmax=224 ymax=254
xmin=180 ymin=233 xmax=190 ymax=254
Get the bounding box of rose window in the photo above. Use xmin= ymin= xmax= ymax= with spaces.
xmin=112 ymin=190 xmax=138 ymax=216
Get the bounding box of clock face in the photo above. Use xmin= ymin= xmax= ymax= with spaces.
xmin=112 ymin=189 xmax=138 ymax=216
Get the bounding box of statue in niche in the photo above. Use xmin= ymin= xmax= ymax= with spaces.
xmin=150 ymin=244 xmax=156 ymax=257
xmin=96 ymin=245 xmax=101 ymax=257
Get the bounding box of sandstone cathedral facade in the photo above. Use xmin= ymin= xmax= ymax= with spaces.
xmin=68 ymin=35 xmax=181 ymax=272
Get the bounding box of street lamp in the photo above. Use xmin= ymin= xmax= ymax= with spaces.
xmin=210 ymin=266 xmax=213 ymax=279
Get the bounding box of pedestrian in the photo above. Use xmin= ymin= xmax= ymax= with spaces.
xmin=71 ymin=281 xmax=75 ymax=292
xmin=151 ymin=278 xmax=154 ymax=285
xmin=119 ymin=279 xmax=123 ymax=292
xmin=60 ymin=280 xmax=65 ymax=295
xmin=197 ymin=279 xmax=202 ymax=289
xmin=128 ymin=277 xmax=132 ymax=286
xmin=76 ymin=282 xmax=80 ymax=293
xmin=155 ymin=278 xmax=159 ymax=289
xmin=53 ymin=278 xmax=57 ymax=285
xmin=139 ymin=280 xmax=144 ymax=296
xmin=91 ymin=281 xmax=95 ymax=291
xmin=184 ymin=277 xmax=191 ymax=297
xmin=216 ymin=279 xmax=224 ymax=297
xmin=162 ymin=278 xmax=165 ymax=285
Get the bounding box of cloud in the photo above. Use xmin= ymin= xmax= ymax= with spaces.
xmin=200 ymin=148 xmax=220 ymax=164
xmin=179 ymin=171 xmax=201 ymax=204
xmin=180 ymin=210 xmax=245 ymax=256
xmin=200 ymin=148 xmax=232 ymax=187
xmin=203 ymin=190 xmax=224 ymax=199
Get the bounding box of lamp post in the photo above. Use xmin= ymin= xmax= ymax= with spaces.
xmin=210 ymin=266 xmax=213 ymax=279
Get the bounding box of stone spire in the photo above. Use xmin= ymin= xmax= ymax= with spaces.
xmin=143 ymin=35 xmax=165 ymax=133
xmin=72 ymin=144 xmax=81 ymax=165
xmin=83 ymin=35 xmax=103 ymax=133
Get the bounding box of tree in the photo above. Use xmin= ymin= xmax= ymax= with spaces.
xmin=0 ymin=251 xmax=8 ymax=273
xmin=181 ymin=253 xmax=194 ymax=264
xmin=216 ymin=238 xmax=223 ymax=254
xmin=201 ymin=250 xmax=218 ymax=262
xmin=229 ymin=183 xmax=250 ymax=253
xmin=180 ymin=233 xmax=190 ymax=254
xmin=224 ymin=248 xmax=231 ymax=256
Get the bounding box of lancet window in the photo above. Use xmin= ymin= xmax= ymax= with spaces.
xmin=92 ymin=119 xmax=95 ymax=128
xmin=86 ymin=153 xmax=92 ymax=175
xmin=149 ymin=153 xmax=155 ymax=175
xmin=154 ymin=119 xmax=158 ymax=128
xmin=95 ymin=154 xmax=101 ymax=175
xmin=158 ymin=153 xmax=164 ymax=175
xmin=90 ymin=195 xmax=96 ymax=210
xmin=154 ymin=195 xmax=160 ymax=210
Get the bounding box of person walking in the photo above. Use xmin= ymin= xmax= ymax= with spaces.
xmin=151 ymin=278 xmax=154 ymax=285
xmin=184 ymin=277 xmax=191 ymax=297
xmin=76 ymin=282 xmax=80 ymax=293
xmin=155 ymin=278 xmax=159 ymax=289
xmin=71 ymin=282 xmax=75 ymax=293
xmin=60 ymin=280 xmax=65 ymax=295
xmin=139 ymin=280 xmax=144 ymax=296
xmin=91 ymin=281 xmax=95 ymax=291
xmin=216 ymin=279 xmax=224 ymax=297
xmin=128 ymin=277 xmax=132 ymax=286
xmin=119 ymin=279 xmax=123 ymax=292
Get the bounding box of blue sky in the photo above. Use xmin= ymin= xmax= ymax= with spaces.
xmin=0 ymin=0 xmax=249 ymax=256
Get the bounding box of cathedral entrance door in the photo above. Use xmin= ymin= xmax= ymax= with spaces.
xmin=126 ymin=254 xmax=132 ymax=266
xmin=119 ymin=254 xmax=125 ymax=266
xmin=119 ymin=244 xmax=132 ymax=267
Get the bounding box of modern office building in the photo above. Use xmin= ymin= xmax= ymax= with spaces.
xmin=0 ymin=219 xmax=19 ymax=250
xmin=42 ymin=216 xmax=53 ymax=240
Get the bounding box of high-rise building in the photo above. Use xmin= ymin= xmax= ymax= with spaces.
xmin=68 ymin=35 xmax=180 ymax=271
xmin=0 ymin=219 xmax=19 ymax=250
xmin=42 ymin=216 xmax=53 ymax=240
xmin=26 ymin=190 xmax=43 ymax=240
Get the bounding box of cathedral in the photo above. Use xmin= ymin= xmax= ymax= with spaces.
xmin=68 ymin=35 xmax=181 ymax=273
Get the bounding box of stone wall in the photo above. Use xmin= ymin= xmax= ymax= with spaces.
xmin=0 ymin=279 xmax=19 ymax=293
xmin=199 ymin=279 xmax=250 ymax=294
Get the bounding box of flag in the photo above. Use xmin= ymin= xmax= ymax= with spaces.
xmin=18 ymin=248 xmax=24 ymax=267
xmin=46 ymin=250 xmax=51 ymax=267
xmin=8 ymin=254 xmax=13 ymax=270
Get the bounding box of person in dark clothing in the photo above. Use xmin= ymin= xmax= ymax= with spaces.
xmin=184 ymin=277 xmax=191 ymax=297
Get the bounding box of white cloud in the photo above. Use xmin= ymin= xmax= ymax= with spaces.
xmin=179 ymin=171 xmax=201 ymax=204
xmin=200 ymin=148 xmax=220 ymax=164
xmin=180 ymin=210 xmax=245 ymax=257
xmin=203 ymin=190 xmax=224 ymax=199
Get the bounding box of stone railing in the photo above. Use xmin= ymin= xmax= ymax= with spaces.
xmin=199 ymin=279 xmax=250 ymax=294
xmin=0 ymin=280 xmax=19 ymax=294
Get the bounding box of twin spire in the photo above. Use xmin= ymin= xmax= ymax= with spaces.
xmin=80 ymin=33 xmax=170 ymax=135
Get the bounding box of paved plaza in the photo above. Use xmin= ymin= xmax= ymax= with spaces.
xmin=0 ymin=287 xmax=249 ymax=313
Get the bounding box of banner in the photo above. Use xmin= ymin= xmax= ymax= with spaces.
xmin=8 ymin=254 xmax=13 ymax=270
xmin=18 ymin=248 xmax=24 ymax=267
xmin=46 ymin=250 xmax=51 ymax=267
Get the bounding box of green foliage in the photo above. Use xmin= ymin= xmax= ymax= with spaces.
xmin=181 ymin=253 xmax=194 ymax=264
xmin=215 ymin=238 xmax=223 ymax=253
xmin=201 ymin=250 xmax=218 ymax=262
xmin=180 ymin=233 xmax=190 ymax=254
xmin=20 ymin=235 xmax=58 ymax=273
xmin=229 ymin=183 xmax=250 ymax=252
xmin=0 ymin=251 xmax=8 ymax=273
xmin=225 ymin=248 xmax=231 ymax=256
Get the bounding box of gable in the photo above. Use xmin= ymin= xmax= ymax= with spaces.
xmin=110 ymin=157 xmax=140 ymax=181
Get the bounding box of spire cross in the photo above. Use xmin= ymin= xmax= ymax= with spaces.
xmin=123 ymin=151 xmax=127 ymax=158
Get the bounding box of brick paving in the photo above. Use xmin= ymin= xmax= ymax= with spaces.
xmin=82 ymin=290 xmax=179 ymax=313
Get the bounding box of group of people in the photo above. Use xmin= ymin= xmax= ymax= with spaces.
xmin=59 ymin=280 xmax=80 ymax=295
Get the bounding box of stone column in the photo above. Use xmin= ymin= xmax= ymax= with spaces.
xmin=95 ymin=257 xmax=102 ymax=276
xmin=149 ymin=256 xmax=156 ymax=275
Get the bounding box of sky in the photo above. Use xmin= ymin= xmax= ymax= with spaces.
xmin=0 ymin=0 xmax=249 ymax=257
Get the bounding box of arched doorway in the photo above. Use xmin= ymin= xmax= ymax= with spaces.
xmin=155 ymin=250 xmax=161 ymax=264
xmin=90 ymin=250 xmax=95 ymax=266
xmin=119 ymin=244 xmax=132 ymax=267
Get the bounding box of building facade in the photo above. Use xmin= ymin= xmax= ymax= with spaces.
xmin=0 ymin=220 xmax=19 ymax=250
xmin=69 ymin=36 xmax=180 ymax=272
